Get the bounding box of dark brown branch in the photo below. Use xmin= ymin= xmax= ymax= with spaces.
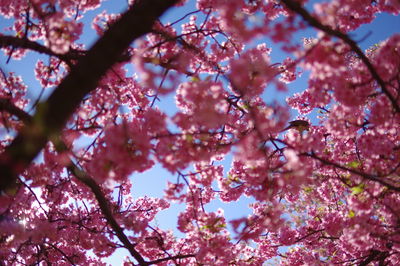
xmin=47 ymin=243 xmax=77 ymax=265
xmin=0 ymin=72 xmax=185 ymax=266
xmin=68 ymin=164 xmax=147 ymax=265
xmin=281 ymin=0 xmax=400 ymax=113
xmin=40 ymin=128 xmax=147 ymax=263
xmin=65 ymin=150 xmax=194 ymax=265
xmin=146 ymin=254 xmax=196 ymax=265
xmin=305 ymin=152 xmax=400 ymax=193
xmin=0 ymin=35 xmax=82 ymax=62
xmin=8 ymin=106 xmax=147 ymax=264
xmin=294 ymin=229 xmax=324 ymax=244
xmin=0 ymin=98 xmax=33 ymax=123
xmin=0 ymin=0 xmax=178 ymax=193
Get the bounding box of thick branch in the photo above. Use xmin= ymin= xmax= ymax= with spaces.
xmin=281 ymin=0 xmax=400 ymax=113
xmin=0 ymin=0 xmax=178 ymax=192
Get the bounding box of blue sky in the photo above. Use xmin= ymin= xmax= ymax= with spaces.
xmin=0 ymin=0 xmax=399 ymax=264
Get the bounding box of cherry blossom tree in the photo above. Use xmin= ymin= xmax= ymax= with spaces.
xmin=0 ymin=0 xmax=399 ymax=264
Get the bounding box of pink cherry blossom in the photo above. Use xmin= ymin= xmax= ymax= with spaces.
xmin=0 ymin=0 xmax=399 ymax=265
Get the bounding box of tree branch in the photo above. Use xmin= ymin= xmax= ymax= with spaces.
xmin=0 ymin=98 xmax=32 ymax=123
xmin=0 ymin=35 xmax=82 ymax=62
xmin=2 ymin=105 xmax=148 ymax=264
xmin=305 ymin=152 xmax=400 ymax=193
xmin=0 ymin=0 xmax=179 ymax=193
xmin=281 ymin=0 xmax=400 ymax=113
xmin=68 ymin=164 xmax=147 ymax=265
xmin=146 ymin=254 xmax=196 ymax=265
xmin=47 ymin=243 xmax=78 ymax=266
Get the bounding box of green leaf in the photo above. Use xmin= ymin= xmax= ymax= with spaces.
xmin=351 ymin=184 xmax=365 ymax=195
xmin=303 ymin=186 xmax=313 ymax=194
xmin=200 ymin=225 xmax=210 ymax=231
xmin=191 ymin=76 xmax=200 ymax=82
xmin=184 ymin=134 xmax=193 ymax=142
xmin=346 ymin=160 xmax=361 ymax=169
xmin=217 ymin=223 xmax=226 ymax=228
xmin=242 ymin=103 xmax=250 ymax=110
xmin=228 ymin=174 xmax=240 ymax=183
xmin=348 ymin=210 xmax=355 ymax=218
